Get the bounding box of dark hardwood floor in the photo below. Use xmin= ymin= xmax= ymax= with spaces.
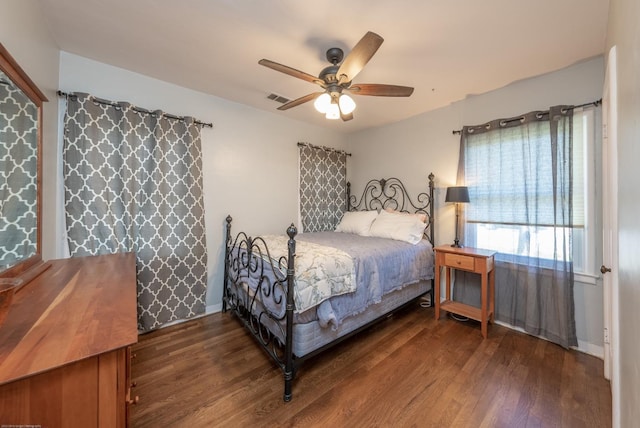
xmin=130 ymin=303 xmax=611 ymax=427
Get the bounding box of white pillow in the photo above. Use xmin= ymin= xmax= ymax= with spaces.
xmin=368 ymin=209 xmax=427 ymax=244
xmin=384 ymin=207 xmax=427 ymax=223
xmin=335 ymin=210 xmax=378 ymax=236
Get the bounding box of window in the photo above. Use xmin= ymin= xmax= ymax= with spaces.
xmin=298 ymin=143 xmax=348 ymax=232
xmin=463 ymin=108 xmax=596 ymax=277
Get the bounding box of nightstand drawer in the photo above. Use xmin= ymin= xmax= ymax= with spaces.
xmin=444 ymin=253 xmax=475 ymax=271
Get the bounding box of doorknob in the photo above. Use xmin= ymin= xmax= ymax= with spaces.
xmin=601 ymin=265 xmax=612 ymax=274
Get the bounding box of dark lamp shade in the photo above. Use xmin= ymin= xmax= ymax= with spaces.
xmin=445 ymin=186 xmax=470 ymax=203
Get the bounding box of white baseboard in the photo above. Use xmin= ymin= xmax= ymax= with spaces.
xmin=152 ymin=305 xmax=605 ymax=360
xmin=575 ymin=340 xmax=604 ymax=359
xmin=494 ymin=320 xmax=604 ymax=359
xmin=206 ymin=303 xmax=223 ymax=314
xmin=142 ymin=303 xmax=223 ymax=333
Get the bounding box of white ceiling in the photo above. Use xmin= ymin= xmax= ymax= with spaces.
xmin=39 ymin=0 xmax=609 ymax=133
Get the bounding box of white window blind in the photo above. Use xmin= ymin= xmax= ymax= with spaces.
xmin=464 ymin=108 xmax=595 ymax=275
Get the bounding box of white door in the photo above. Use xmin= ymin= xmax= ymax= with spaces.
xmin=602 ymin=45 xmax=619 ymax=416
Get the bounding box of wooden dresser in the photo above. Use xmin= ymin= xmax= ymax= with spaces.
xmin=0 ymin=253 xmax=138 ymax=427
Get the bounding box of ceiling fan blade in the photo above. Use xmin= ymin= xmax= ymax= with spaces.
xmin=341 ymin=111 xmax=354 ymax=122
xmin=337 ymin=31 xmax=384 ymax=85
xmin=348 ymin=84 xmax=414 ymax=97
xmin=277 ymin=92 xmax=324 ymax=111
xmin=259 ymin=59 xmax=325 ymax=86
xmin=337 ymin=101 xmax=354 ymax=121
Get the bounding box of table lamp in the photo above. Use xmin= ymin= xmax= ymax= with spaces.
xmin=445 ymin=186 xmax=470 ymax=248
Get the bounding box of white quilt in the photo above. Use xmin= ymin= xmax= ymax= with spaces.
xmin=257 ymin=235 xmax=356 ymax=313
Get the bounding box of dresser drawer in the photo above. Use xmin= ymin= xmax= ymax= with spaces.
xmin=444 ymin=253 xmax=475 ymax=271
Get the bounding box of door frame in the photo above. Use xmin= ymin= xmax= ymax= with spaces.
xmin=602 ymin=44 xmax=619 ymax=425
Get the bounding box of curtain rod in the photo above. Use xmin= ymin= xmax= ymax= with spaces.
xmin=451 ymin=99 xmax=602 ymax=135
xmin=57 ymin=90 xmax=213 ymax=128
xmin=297 ymin=142 xmax=352 ymax=157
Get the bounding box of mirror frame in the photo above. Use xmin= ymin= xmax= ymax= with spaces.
xmin=0 ymin=43 xmax=49 ymax=286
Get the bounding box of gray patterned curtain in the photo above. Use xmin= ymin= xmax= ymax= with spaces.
xmin=456 ymin=106 xmax=577 ymax=348
xmin=63 ymin=93 xmax=207 ymax=332
xmin=0 ymin=74 xmax=38 ymax=268
xmin=299 ymin=143 xmax=347 ymax=232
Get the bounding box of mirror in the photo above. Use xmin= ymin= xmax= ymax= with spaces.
xmin=0 ymin=43 xmax=48 ymax=285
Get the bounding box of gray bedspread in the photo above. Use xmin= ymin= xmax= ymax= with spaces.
xmin=295 ymin=232 xmax=434 ymax=329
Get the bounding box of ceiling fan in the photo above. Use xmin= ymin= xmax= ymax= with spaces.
xmin=259 ymin=31 xmax=414 ymax=122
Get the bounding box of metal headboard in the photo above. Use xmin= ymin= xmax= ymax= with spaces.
xmin=346 ymin=173 xmax=435 ymax=246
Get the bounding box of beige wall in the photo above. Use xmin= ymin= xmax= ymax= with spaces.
xmin=606 ymin=0 xmax=640 ymax=425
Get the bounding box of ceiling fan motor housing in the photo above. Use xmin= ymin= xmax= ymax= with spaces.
xmin=319 ymin=65 xmax=340 ymax=84
xmin=326 ymin=47 xmax=344 ymax=65
xmin=321 ymin=48 xmax=348 ymax=85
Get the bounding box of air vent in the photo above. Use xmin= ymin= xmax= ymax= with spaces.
xmin=267 ymin=93 xmax=290 ymax=104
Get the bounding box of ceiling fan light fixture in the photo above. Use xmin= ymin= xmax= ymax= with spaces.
xmin=325 ymin=102 xmax=340 ymax=120
xmin=338 ymin=94 xmax=356 ymax=114
xmin=314 ymin=93 xmax=331 ymax=113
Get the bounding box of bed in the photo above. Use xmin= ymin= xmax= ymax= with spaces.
xmin=222 ymin=173 xmax=435 ymax=401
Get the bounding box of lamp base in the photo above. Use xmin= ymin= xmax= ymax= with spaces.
xmin=451 ymin=238 xmax=463 ymax=248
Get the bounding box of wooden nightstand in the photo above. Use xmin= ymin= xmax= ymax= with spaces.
xmin=434 ymin=245 xmax=496 ymax=338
